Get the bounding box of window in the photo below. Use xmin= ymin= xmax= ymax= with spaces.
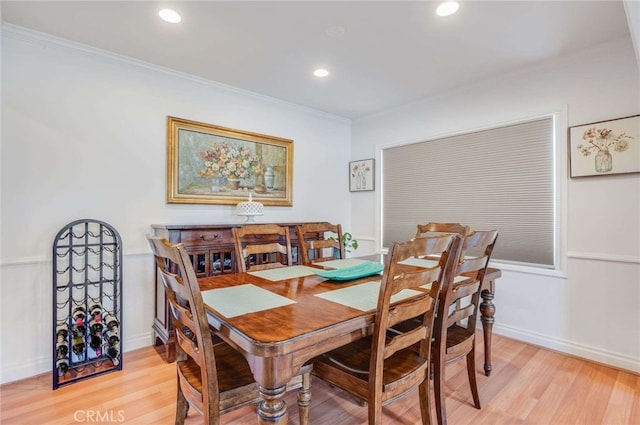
xmin=382 ymin=117 xmax=555 ymax=268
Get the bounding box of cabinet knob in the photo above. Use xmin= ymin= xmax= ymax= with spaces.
xmin=200 ymin=233 xmax=219 ymax=241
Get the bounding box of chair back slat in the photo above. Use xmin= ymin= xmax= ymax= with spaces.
xmin=457 ymin=256 xmax=488 ymax=276
xmin=453 ymin=280 xmax=481 ymax=300
xmin=391 ymin=267 xmax=442 ymax=295
xmin=416 ymin=222 xmax=469 ymax=238
xmin=384 ymin=324 xmax=428 ymax=359
xmin=387 ymin=296 xmax=434 ymax=328
xmin=175 ymin=324 xmax=202 ymax=367
xmin=447 ymin=303 xmax=476 ymax=327
xmin=295 ymin=222 xmax=344 ymax=265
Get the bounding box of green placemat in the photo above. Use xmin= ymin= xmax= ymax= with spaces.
xmin=315 ymin=281 xmax=422 ymax=311
xmin=248 ymin=265 xmax=318 ymax=281
xmin=202 ymin=284 xmax=295 ymax=318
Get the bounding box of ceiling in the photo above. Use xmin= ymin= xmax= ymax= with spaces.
xmin=1 ymin=1 xmax=634 ymax=119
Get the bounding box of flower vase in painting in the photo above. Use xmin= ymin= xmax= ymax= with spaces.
xmin=198 ymin=141 xmax=262 ymax=191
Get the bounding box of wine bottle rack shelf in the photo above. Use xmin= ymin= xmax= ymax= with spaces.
xmin=52 ymin=219 xmax=123 ymax=389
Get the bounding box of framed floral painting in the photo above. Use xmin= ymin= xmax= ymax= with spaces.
xmin=349 ymin=159 xmax=374 ymax=192
xmin=569 ymin=115 xmax=639 ymax=178
xmin=166 ymin=116 xmax=293 ymax=206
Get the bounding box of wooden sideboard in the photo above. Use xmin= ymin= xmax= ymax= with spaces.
xmin=150 ymin=222 xmax=326 ymax=362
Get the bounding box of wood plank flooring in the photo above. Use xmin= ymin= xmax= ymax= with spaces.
xmin=1 ymin=333 xmax=639 ymax=424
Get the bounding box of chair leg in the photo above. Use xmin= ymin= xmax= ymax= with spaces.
xmin=433 ymin=359 xmax=447 ymax=425
xmin=367 ymin=392 xmax=384 ymax=425
xmin=466 ymin=348 xmax=481 ymax=409
xmin=418 ymin=378 xmax=432 ymax=425
xmin=297 ymin=370 xmax=312 ymax=425
xmin=175 ymin=382 xmax=189 ymax=425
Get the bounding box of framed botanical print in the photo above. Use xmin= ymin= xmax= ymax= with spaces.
xmin=569 ymin=115 xmax=639 ymax=177
xmin=349 ymin=159 xmax=374 ymax=192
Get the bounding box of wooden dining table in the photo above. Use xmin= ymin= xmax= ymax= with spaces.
xmin=198 ymin=255 xmax=501 ymax=424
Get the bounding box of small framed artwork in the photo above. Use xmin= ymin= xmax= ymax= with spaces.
xmin=349 ymin=159 xmax=375 ymax=192
xmin=569 ymin=115 xmax=639 ymax=177
xmin=166 ymin=116 xmax=293 ymax=206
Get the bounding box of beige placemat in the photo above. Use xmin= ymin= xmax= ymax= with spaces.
xmin=248 ymin=265 xmax=318 ymax=281
xmin=315 ymin=280 xmax=422 ymax=312
xmin=202 ymin=284 xmax=296 ymax=318
xmin=398 ymin=257 xmax=439 ymax=268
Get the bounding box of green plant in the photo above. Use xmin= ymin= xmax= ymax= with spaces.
xmin=329 ymin=232 xmax=359 ymax=254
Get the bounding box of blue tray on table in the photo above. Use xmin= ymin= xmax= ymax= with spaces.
xmin=313 ymin=261 xmax=384 ymax=281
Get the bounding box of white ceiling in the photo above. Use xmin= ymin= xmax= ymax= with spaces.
xmin=1 ymin=1 xmax=634 ymax=119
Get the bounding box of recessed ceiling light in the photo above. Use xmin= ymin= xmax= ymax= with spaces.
xmin=436 ymin=1 xmax=460 ymax=17
xmin=314 ymin=69 xmax=330 ymax=78
xmin=159 ymin=8 xmax=181 ymax=24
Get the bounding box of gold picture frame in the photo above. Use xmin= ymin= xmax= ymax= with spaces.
xmin=166 ymin=116 xmax=293 ymax=206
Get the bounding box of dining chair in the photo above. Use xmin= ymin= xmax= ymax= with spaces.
xmin=146 ymin=235 xmax=312 ymax=425
xmin=232 ymin=224 xmax=293 ymax=272
xmin=295 ymin=222 xmax=344 ymax=265
xmin=311 ymin=233 xmax=463 ymax=425
xmin=431 ymin=229 xmax=498 ymax=425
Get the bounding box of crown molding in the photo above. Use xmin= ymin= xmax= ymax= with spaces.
xmin=1 ymin=23 xmax=350 ymax=124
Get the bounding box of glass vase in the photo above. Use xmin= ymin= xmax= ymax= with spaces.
xmin=595 ymin=149 xmax=612 ymax=173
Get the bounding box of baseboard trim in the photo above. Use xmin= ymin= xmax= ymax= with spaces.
xmin=494 ymin=323 xmax=640 ymax=374
xmin=0 ymin=332 xmax=153 ymax=385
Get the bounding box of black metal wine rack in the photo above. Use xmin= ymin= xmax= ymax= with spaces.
xmin=52 ymin=219 xmax=123 ymax=389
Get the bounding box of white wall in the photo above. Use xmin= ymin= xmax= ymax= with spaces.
xmin=0 ymin=26 xmax=352 ymax=384
xmin=352 ymin=37 xmax=640 ymax=372
xmin=2 ymin=25 xmax=638 ymax=386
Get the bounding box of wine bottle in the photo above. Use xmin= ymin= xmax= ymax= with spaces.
xmin=103 ymin=329 xmax=120 ymax=347
xmin=106 ymin=346 xmax=120 ymax=366
xmin=56 ymin=354 xmax=69 ymax=376
xmin=88 ymin=300 xmax=102 ymax=318
xmin=88 ymin=333 xmax=102 ymax=357
xmin=72 ymin=305 xmax=86 ymax=321
xmin=71 ymin=333 xmax=85 ymax=357
xmin=56 ymin=323 xmax=69 ymax=344
xmin=56 ymin=340 xmax=69 ymax=357
xmin=89 ymin=316 xmax=103 ymax=335
xmin=103 ymin=313 xmax=119 ymax=333
xmin=72 ymin=321 xmax=86 ymax=337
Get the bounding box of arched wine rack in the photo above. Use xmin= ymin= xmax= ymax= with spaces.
xmin=52 ymin=219 xmax=123 ymax=389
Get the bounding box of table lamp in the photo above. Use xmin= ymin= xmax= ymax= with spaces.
xmin=236 ymin=193 xmax=264 ymax=222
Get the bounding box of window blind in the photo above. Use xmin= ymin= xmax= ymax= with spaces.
xmin=382 ymin=117 xmax=554 ymax=267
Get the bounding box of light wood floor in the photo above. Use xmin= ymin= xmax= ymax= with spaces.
xmin=1 ymin=333 xmax=639 ymax=424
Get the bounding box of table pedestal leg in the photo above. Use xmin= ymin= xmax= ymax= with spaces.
xmin=480 ymin=288 xmax=495 ymax=376
xmin=257 ymin=385 xmax=288 ymax=425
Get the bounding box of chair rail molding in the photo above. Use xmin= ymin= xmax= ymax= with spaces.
xmin=567 ymin=251 xmax=640 ymax=264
